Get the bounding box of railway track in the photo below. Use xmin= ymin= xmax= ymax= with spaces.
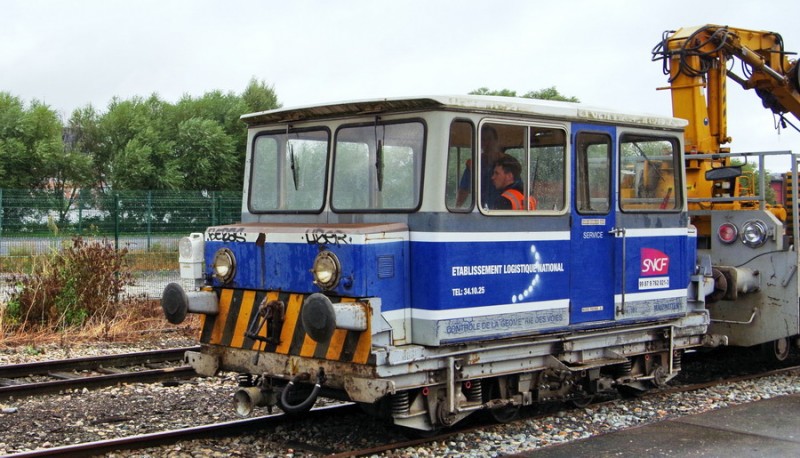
xmin=2 ymin=403 xmax=357 ymax=458
xmin=3 ymin=361 xmax=797 ymax=457
xmin=0 ymin=346 xmax=199 ymax=400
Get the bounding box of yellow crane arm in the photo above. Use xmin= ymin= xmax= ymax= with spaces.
xmin=653 ymin=24 xmax=800 ymax=155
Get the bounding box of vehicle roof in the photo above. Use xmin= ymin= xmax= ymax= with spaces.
xmin=241 ymin=94 xmax=687 ymax=130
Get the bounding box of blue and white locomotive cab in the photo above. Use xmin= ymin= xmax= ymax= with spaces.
xmin=162 ymin=95 xmax=711 ymax=431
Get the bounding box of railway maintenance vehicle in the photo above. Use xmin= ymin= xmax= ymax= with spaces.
xmin=161 ymin=24 xmax=799 ymax=431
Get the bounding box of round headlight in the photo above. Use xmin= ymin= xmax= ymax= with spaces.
xmin=212 ymin=248 xmax=236 ymax=282
xmin=312 ymin=251 xmax=341 ymax=290
xmin=741 ymin=220 xmax=768 ymax=248
xmin=717 ymin=223 xmax=738 ymax=244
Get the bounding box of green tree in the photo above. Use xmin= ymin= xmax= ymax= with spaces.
xmin=0 ymin=92 xmax=25 ymax=138
xmin=0 ymin=96 xmax=63 ymax=189
xmin=2 ymin=79 xmax=282 ymax=196
xmin=40 ymin=141 xmax=94 ymax=225
xmin=469 ymin=87 xmax=519 ymax=97
xmin=522 ymin=87 xmax=580 ymax=102
xmin=242 ymin=77 xmax=282 ymax=113
xmin=469 ymin=86 xmax=580 ymax=102
xmin=111 ymin=137 xmax=182 ymax=190
xmin=0 ymin=95 xmax=81 ymax=190
xmin=171 ymin=90 xmax=247 ymax=138
xmin=102 ymin=94 xmax=181 ymax=191
xmin=0 ymin=93 xmax=99 ymax=228
xmin=0 ymin=92 xmax=28 ymax=187
xmin=175 ymin=118 xmax=238 ymax=191
xmin=67 ymin=105 xmax=104 ymax=186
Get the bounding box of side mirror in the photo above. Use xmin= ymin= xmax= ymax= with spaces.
xmin=705 ymin=166 xmax=742 ymax=181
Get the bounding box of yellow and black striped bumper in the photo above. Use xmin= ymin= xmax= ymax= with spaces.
xmin=199 ymin=289 xmax=373 ymax=365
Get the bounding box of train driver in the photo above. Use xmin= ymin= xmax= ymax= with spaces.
xmin=489 ymin=156 xmax=537 ymax=210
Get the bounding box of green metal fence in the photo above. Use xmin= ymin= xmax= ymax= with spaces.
xmin=0 ymin=189 xmax=242 ymax=298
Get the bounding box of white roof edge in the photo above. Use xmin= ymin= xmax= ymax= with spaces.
xmin=241 ymin=94 xmax=687 ymax=129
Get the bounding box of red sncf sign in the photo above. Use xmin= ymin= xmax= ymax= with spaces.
xmin=641 ymin=248 xmax=669 ymax=276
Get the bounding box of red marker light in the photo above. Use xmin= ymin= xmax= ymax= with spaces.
xmin=718 ymin=223 xmax=738 ymax=244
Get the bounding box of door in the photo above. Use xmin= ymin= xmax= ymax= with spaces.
xmin=570 ymin=126 xmax=616 ymax=324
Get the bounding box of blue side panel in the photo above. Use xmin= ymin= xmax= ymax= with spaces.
xmin=410 ymin=238 xmax=570 ymax=310
xmin=409 ymin=235 xmax=571 ymax=344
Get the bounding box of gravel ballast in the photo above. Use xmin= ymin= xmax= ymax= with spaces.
xmin=1 ymin=340 xmax=798 ymax=457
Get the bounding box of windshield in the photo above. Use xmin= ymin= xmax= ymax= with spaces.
xmin=249 ymin=129 xmax=329 ymax=212
xmin=332 ymin=121 xmax=425 ymax=211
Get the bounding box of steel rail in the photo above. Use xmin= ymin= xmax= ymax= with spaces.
xmin=2 ymin=403 xmax=358 ymax=458
xmin=0 ymin=366 xmax=196 ymax=399
xmin=0 ymin=347 xmax=200 ymax=400
xmin=0 ymin=346 xmax=199 ymax=378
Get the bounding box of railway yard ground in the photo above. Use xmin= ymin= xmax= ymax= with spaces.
xmin=0 ymin=332 xmax=798 ymax=457
xmin=509 ymin=393 xmax=800 ymax=457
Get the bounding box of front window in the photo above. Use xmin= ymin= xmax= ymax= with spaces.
xmin=619 ymin=134 xmax=681 ymax=211
xmin=249 ymin=129 xmax=330 ymax=212
xmin=332 ymin=121 xmax=425 ymax=211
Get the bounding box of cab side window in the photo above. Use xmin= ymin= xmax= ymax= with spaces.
xmin=446 ymin=120 xmax=475 ymax=211
xmin=576 ymin=132 xmax=611 ymax=214
xmin=478 ymin=123 xmax=566 ymax=212
xmin=619 ymin=134 xmax=680 ymax=211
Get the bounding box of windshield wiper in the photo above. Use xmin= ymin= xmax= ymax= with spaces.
xmin=289 ymin=142 xmax=299 ymax=190
xmin=376 ymin=139 xmax=384 ymax=191
xmin=374 ymin=117 xmax=385 ymax=192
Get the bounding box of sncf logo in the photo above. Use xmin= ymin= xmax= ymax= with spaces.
xmin=641 ymin=248 xmax=669 ymax=276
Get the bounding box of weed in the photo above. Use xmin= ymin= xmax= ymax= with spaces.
xmin=23 ymin=345 xmax=42 ymax=356
xmin=1 ymin=237 xmax=135 ymax=332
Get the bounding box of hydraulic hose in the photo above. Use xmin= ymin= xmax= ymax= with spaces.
xmin=279 ymin=369 xmax=326 ymax=414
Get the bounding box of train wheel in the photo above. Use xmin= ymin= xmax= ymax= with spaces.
xmin=761 ymin=337 xmax=791 ymax=362
xmin=489 ymin=402 xmax=520 ymax=423
xmin=616 ymin=384 xmax=646 ymax=398
xmin=484 ymin=380 xmax=520 ymax=423
xmin=400 ymin=425 xmax=441 ymax=439
xmin=570 ymin=395 xmax=595 ymax=408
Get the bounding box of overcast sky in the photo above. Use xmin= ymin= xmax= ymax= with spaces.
xmin=2 ymin=0 xmax=798 ymax=169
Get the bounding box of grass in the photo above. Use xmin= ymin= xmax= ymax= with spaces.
xmin=1 ymin=250 xmax=179 ymax=273
xmin=126 ymin=252 xmax=179 ymax=271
